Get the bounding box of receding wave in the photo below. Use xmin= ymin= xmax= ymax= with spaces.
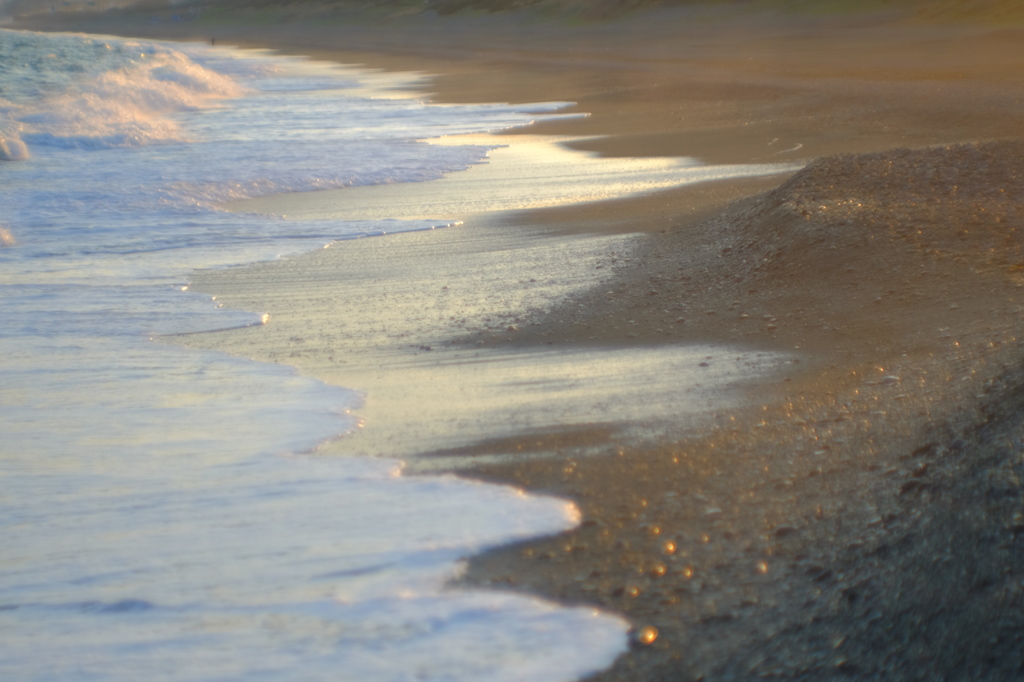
xmin=0 ymin=30 xmax=639 ymax=682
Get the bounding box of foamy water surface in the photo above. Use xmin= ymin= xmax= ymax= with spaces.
xmin=0 ymin=29 xmax=629 ymax=681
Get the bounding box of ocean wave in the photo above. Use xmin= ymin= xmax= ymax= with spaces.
xmin=2 ymin=31 xmax=244 ymax=152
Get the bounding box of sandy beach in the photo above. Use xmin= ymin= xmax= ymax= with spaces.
xmin=15 ymin=2 xmax=1024 ymax=679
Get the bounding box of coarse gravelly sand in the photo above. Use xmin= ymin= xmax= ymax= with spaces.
xmin=15 ymin=4 xmax=1024 ymax=679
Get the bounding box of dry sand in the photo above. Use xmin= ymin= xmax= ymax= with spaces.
xmin=16 ymin=5 xmax=1024 ymax=680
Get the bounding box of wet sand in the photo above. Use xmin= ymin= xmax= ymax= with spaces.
xmin=16 ymin=5 xmax=1024 ymax=679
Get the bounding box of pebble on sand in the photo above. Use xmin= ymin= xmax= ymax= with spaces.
xmin=632 ymin=625 xmax=659 ymax=646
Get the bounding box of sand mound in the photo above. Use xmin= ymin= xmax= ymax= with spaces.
xmin=548 ymin=141 xmax=1024 ymax=359
xmin=628 ymin=140 xmax=1024 ymax=357
xmin=733 ymin=141 xmax=1024 ymax=282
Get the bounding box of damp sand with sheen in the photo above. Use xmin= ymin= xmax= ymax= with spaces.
xmin=210 ymin=133 xmax=798 ymax=465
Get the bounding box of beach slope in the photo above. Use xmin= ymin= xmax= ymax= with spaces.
xmin=14 ymin=3 xmax=1024 ymax=679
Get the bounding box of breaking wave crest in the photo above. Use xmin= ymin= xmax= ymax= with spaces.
xmin=0 ymin=30 xmax=244 ymax=158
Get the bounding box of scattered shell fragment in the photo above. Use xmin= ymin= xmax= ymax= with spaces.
xmin=633 ymin=625 xmax=659 ymax=646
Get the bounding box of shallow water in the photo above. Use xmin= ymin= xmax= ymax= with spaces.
xmin=0 ymin=28 xmax=790 ymax=680
xmin=0 ymin=29 xmax=629 ymax=680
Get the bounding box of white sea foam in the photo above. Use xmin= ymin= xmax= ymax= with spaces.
xmin=18 ymin=49 xmax=242 ymax=150
xmin=0 ymin=31 xmax=200 ymax=156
